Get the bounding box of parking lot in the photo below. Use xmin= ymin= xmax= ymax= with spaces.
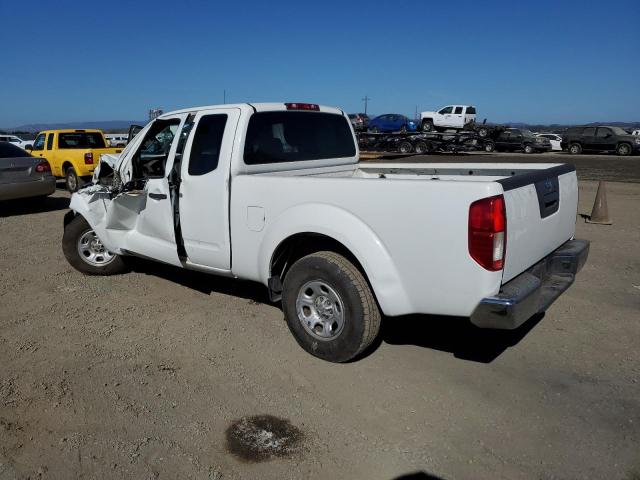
xmin=1 ymin=152 xmax=638 ymax=480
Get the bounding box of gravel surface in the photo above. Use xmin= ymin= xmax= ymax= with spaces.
xmin=0 ymin=180 xmax=638 ymax=480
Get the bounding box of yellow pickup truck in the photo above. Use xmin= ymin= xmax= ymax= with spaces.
xmin=28 ymin=129 xmax=123 ymax=192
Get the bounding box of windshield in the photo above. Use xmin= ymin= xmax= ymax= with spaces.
xmin=609 ymin=127 xmax=629 ymax=136
xmin=521 ymin=129 xmax=535 ymax=136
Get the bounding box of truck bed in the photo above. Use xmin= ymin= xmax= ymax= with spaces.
xmin=231 ymin=161 xmax=578 ymax=317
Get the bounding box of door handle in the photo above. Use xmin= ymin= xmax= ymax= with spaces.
xmin=148 ymin=193 xmax=167 ymax=200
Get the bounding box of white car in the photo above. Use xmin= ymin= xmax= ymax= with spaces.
xmin=632 ymin=130 xmax=640 ymax=136
xmin=104 ymin=134 xmax=128 ymax=147
xmin=62 ymin=102 xmax=589 ymax=363
xmin=0 ymin=134 xmax=32 ymax=150
xmin=419 ymin=105 xmax=476 ymax=132
xmin=536 ymin=133 xmax=563 ymax=151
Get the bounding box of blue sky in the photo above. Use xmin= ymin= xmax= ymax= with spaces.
xmin=1 ymin=0 xmax=638 ymax=126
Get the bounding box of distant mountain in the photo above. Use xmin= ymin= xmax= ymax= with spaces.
xmin=1 ymin=120 xmax=145 ymax=133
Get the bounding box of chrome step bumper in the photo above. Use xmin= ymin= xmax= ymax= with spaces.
xmin=470 ymin=239 xmax=590 ymax=329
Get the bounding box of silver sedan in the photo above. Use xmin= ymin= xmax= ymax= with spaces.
xmin=0 ymin=142 xmax=56 ymax=201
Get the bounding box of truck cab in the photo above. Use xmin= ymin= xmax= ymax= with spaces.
xmin=420 ymin=105 xmax=476 ymax=132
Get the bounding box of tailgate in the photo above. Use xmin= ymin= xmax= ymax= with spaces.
xmin=500 ymin=164 xmax=578 ymax=283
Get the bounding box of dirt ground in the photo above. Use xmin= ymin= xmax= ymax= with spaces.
xmin=1 ymin=178 xmax=639 ymax=480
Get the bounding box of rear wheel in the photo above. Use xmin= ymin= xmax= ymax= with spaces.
xmin=414 ymin=141 xmax=429 ymax=154
xmin=477 ymin=127 xmax=489 ymax=137
xmin=398 ymin=141 xmax=413 ymax=154
xmin=62 ymin=215 xmax=128 ymax=275
xmin=616 ymin=143 xmax=632 ymax=156
xmin=484 ymin=141 xmax=495 ymax=152
xmin=65 ymin=167 xmax=80 ymax=193
xmin=282 ymin=251 xmax=381 ymax=363
xmin=569 ymin=143 xmax=582 ymax=154
xmin=524 ymin=144 xmax=534 ymax=154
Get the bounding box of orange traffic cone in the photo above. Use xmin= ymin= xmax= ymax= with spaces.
xmin=586 ymin=181 xmax=612 ymax=225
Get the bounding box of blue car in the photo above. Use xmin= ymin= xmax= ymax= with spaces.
xmin=368 ymin=114 xmax=418 ymax=133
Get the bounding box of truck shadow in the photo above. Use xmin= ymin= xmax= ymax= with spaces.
xmin=0 ymin=196 xmax=70 ymax=218
xmin=128 ymin=258 xmax=272 ymax=305
xmin=127 ymin=258 xmax=542 ymax=364
xmin=379 ymin=312 xmax=544 ymax=363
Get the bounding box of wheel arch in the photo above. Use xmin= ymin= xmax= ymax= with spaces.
xmin=257 ymin=204 xmax=412 ymax=315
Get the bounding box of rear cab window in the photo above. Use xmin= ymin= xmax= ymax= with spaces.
xmin=244 ymin=112 xmax=355 ymax=165
xmin=58 ymin=132 xmax=106 ymax=149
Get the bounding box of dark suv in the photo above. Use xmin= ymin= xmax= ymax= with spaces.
xmin=560 ymin=126 xmax=640 ymax=156
xmin=484 ymin=128 xmax=551 ymax=153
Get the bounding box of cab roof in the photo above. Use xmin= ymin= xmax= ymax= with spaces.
xmin=37 ymin=129 xmax=105 ymax=134
xmin=159 ymin=102 xmax=344 ymax=118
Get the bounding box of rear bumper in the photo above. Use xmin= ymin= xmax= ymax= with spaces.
xmin=0 ymin=177 xmax=56 ymax=201
xmin=470 ymin=239 xmax=589 ymax=329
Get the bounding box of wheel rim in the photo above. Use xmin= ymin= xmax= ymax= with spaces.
xmin=399 ymin=143 xmax=411 ymax=153
xmin=619 ymin=145 xmax=630 ymax=155
xmin=525 ymin=145 xmax=532 ymax=153
xmin=486 ymin=144 xmax=493 ymax=152
xmin=77 ymin=229 xmax=116 ymax=266
xmin=423 ymin=123 xmax=432 ymax=132
xmin=415 ymin=143 xmax=426 ymax=154
xmin=571 ymin=145 xmax=579 ymax=153
xmin=67 ymin=172 xmax=77 ymax=191
xmin=296 ymin=280 xmax=345 ymax=341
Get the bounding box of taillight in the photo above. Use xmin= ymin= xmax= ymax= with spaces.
xmin=468 ymin=195 xmax=506 ymax=271
xmin=35 ymin=160 xmax=51 ymax=173
xmin=84 ymin=152 xmax=93 ymax=164
xmin=285 ymin=103 xmax=320 ymax=111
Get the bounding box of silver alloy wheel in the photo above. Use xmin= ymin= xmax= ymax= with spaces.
xmin=77 ymin=229 xmax=116 ymax=266
xmin=296 ymin=280 xmax=345 ymax=341
xmin=618 ymin=144 xmax=630 ymax=155
xmin=524 ymin=145 xmax=533 ymax=154
xmin=66 ymin=171 xmax=77 ymax=191
xmin=570 ymin=144 xmax=580 ymax=154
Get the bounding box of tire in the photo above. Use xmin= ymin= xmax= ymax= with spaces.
xmin=65 ymin=166 xmax=80 ymax=193
xmin=422 ymin=120 xmax=434 ymax=132
xmin=477 ymin=127 xmax=489 ymax=138
xmin=282 ymin=251 xmax=381 ymax=363
xmin=524 ymin=144 xmax=534 ymax=154
xmin=62 ymin=215 xmax=128 ymax=275
xmin=398 ymin=141 xmax=413 ymax=154
xmin=414 ymin=141 xmax=429 ymax=154
xmin=616 ymin=143 xmax=632 ymax=156
xmin=569 ymin=143 xmax=582 ymax=155
xmin=484 ymin=141 xmax=495 ymax=153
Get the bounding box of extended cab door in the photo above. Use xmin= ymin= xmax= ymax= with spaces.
xmin=178 ymin=107 xmax=241 ymax=270
xmin=451 ymin=106 xmax=465 ymax=128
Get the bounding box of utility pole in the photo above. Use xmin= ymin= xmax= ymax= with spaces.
xmin=362 ymin=95 xmax=370 ymax=115
xmin=223 ymin=89 xmax=226 ymax=104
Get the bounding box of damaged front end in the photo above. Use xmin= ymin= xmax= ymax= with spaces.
xmin=68 ymin=149 xmax=147 ymax=256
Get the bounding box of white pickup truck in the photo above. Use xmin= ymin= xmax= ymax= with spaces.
xmin=62 ymin=102 xmax=589 ymax=362
xmin=420 ymin=105 xmax=476 ymax=132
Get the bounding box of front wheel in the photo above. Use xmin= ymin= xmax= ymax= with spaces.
xmin=422 ymin=120 xmax=434 ymax=132
xmin=524 ymin=144 xmax=534 ymax=154
xmin=282 ymin=251 xmax=381 ymax=363
xmin=484 ymin=141 xmax=495 ymax=152
xmin=62 ymin=215 xmax=128 ymax=275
